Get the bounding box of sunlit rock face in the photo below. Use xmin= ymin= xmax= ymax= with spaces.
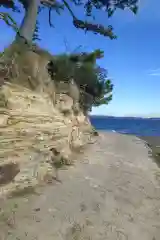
xmin=0 ymin=50 xmax=93 ymax=197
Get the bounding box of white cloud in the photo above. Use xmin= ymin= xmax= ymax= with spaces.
xmin=150 ymin=73 xmax=160 ymax=76
xmin=148 ymin=68 xmax=160 ymax=76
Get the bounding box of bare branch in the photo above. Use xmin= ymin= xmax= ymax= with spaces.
xmin=62 ymin=0 xmax=76 ymax=19
xmin=0 ymin=12 xmax=19 ymax=32
xmin=63 ymin=37 xmax=70 ymax=52
xmin=49 ymin=7 xmax=54 ymax=27
xmin=41 ymin=0 xmax=64 ymax=9
xmin=41 ymin=0 xmax=64 ymax=28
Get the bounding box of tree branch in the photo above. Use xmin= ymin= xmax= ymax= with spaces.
xmin=41 ymin=0 xmax=64 ymax=10
xmin=0 ymin=12 xmax=19 ymax=32
xmin=41 ymin=0 xmax=64 ymax=28
xmin=17 ymin=0 xmax=117 ymax=40
xmin=48 ymin=7 xmax=54 ymax=27
xmin=62 ymin=0 xmax=116 ymax=39
xmin=62 ymin=0 xmax=76 ymax=19
xmin=73 ymin=19 xmax=116 ymax=39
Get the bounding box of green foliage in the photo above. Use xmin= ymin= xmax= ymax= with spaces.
xmin=49 ymin=54 xmax=75 ymax=83
xmin=70 ymin=49 xmax=104 ymax=65
xmin=0 ymin=0 xmax=138 ymax=42
xmin=93 ymin=76 xmax=113 ymax=107
xmin=51 ymin=49 xmax=113 ymax=110
xmin=0 ymin=1 xmax=138 ymax=113
xmin=32 ymin=20 xmax=41 ymax=42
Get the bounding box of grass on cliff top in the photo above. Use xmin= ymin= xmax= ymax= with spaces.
xmin=1 ymin=41 xmax=53 ymax=59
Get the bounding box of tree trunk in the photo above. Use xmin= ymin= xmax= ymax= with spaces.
xmin=16 ymin=0 xmax=40 ymax=43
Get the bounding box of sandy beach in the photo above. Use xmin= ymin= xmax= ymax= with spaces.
xmin=0 ymin=132 xmax=160 ymax=240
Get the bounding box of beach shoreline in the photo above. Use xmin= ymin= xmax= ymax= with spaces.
xmin=138 ymin=136 xmax=160 ymax=167
xmin=96 ymin=131 xmax=160 ymax=167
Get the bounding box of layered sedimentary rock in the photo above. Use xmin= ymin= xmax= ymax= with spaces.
xmin=0 ymin=49 xmax=93 ymax=196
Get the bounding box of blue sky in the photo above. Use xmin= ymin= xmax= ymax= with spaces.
xmin=0 ymin=0 xmax=160 ymax=117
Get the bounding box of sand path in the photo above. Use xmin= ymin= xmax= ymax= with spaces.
xmin=1 ymin=132 xmax=160 ymax=240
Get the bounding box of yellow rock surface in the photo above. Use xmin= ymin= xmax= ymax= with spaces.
xmin=0 ymin=81 xmax=92 ymax=197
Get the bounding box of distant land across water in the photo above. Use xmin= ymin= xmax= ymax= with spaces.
xmin=89 ymin=115 xmax=160 ymax=136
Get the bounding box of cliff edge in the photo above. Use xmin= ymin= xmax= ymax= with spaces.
xmin=0 ymin=45 xmax=94 ymax=197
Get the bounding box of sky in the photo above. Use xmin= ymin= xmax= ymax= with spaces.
xmin=0 ymin=0 xmax=160 ymax=117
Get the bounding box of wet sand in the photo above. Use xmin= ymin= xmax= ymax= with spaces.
xmin=139 ymin=136 xmax=160 ymax=167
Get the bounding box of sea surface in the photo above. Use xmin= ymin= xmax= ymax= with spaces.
xmin=90 ymin=116 xmax=160 ymax=136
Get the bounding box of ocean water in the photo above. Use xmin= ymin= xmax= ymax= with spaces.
xmin=90 ymin=116 xmax=160 ymax=136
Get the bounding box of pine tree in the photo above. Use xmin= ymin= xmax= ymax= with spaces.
xmin=0 ymin=0 xmax=138 ymax=44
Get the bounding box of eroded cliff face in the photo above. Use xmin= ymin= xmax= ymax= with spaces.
xmin=0 ymin=49 xmax=93 ymax=197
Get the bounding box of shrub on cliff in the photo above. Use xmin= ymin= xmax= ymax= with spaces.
xmin=0 ymin=0 xmax=138 ymax=112
xmin=51 ymin=49 xmax=113 ymax=110
xmin=0 ymin=40 xmax=112 ymax=112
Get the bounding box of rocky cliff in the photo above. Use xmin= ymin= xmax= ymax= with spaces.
xmin=0 ymin=47 xmax=94 ymax=197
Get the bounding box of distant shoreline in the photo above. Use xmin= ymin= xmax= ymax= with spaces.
xmin=90 ymin=116 xmax=160 ymax=137
xmin=90 ymin=115 xmax=160 ymax=120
